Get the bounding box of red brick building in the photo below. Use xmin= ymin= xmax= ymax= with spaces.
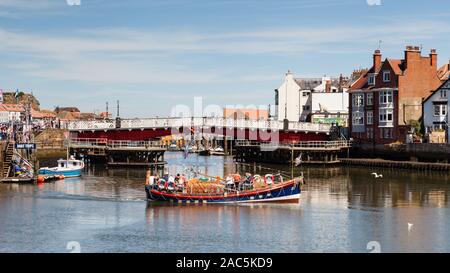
xmin=349 ymin=46 xmax=446 ymax=144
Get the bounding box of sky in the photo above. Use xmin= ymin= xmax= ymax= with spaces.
xmin=1 ymin=0 xmax=450 ymax=118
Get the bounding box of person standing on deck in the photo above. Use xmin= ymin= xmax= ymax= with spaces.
xmin=145 ymin=169 xmax=152 ymax=187
xmin=149 ymin=174 xmax=156 ymax=189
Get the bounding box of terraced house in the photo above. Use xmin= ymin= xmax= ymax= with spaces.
xmin=349 ymin=46 xmax=447 ymax=144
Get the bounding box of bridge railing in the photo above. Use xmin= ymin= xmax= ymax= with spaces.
xmin=108 ymin=140 xmax=164 ymax=149
xmin=69 ymin=138 xmax=108 ymax=146
xmin=67 ymin=117 xmax=332 ymax=133
xmin=67 ymin=120 xmax=115 ymax=130
xmin=235 ymin=140 xmax=352 ymax=149
xmin=68 ymin=138 xmax=165 ymax=149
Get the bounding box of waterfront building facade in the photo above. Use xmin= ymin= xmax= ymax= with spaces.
xmin=349 ymin=46 xmax=445 ymax=144
xmin=423 ymin=79 xmax=450 ymax=143
xmin=0 ymin=104 xmax=25 ymax=123
xmin=274 ymin=71 xmax=349 ymax=124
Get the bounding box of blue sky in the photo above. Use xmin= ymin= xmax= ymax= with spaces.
xmin=1 ymin=0 xmax=450 ymax=117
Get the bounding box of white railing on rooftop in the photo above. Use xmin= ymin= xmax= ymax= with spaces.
xmin=67 ymin=117 xmax=332 ymax=133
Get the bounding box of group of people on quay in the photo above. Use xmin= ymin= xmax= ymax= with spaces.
xmin=145 ymin=169 xmax=291 ymax=195
xmin=0 ymin=123 xmax=33 ymax=142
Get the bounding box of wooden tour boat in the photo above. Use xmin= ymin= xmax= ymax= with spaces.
xmin=145 ymin=172 xmax=304 ymax=204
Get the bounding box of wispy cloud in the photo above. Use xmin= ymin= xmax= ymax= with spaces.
xmin=1 ymin=17 xmax=450 ymax=86
xmin=0 ymin=0 xmax=59 ymax=9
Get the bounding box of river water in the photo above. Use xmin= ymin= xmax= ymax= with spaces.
xmin=1 ymin=151 xmax=450 ymax=253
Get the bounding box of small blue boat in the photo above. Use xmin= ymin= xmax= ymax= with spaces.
xmin=38 ymin=158 xmax=85 ymax=178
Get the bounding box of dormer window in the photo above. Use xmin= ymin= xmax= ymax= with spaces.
xmin=368 ymin=75 xmax=375 ymax=85
xmin=383 ymin=71 xmax=391 ymax=82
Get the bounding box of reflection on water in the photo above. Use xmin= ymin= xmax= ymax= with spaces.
xmin=0 ymin=151 xmax=450 ymax=252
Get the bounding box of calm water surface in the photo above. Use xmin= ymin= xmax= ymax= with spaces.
xmin=1 ymin=152 xmax=450 ymax=253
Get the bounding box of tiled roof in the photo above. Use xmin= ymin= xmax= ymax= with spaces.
xmin=294 ymin=78 xmax=341 ymax=90
xmin=294 ymin=78 xmax=322 ymax=90
xmin=31 ymin=109 xmax=56 ymax=119
xmin=437 ymin=62 xmax=450 ymax=80
xmin=55 ymin=107 xmax=80 ymax=113
xmin=387 ymin=59 xmax=404 ymax=75
xmin=349 ymin=59 xmax=405 ymax=92
xmin=0 ymin=104 xmax=25 ymax=112
xmin=79 ymin=113 xmax=96 ymax=120
xmin=57 ymin=111 xmax=80 ymax=120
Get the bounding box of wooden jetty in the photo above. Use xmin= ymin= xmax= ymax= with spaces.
xmin=69 ymin=138 xmax=167 ymax=167
xmin=234 ymin=140 xmax=351 ymax=164
xmin=1 ymin=177 xmax=35 ymax=184
xmin=1 ymin=175 xmax=64 ymax=184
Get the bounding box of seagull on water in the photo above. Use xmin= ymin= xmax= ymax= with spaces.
xmin=371 ymin=173 xmax=383 ymax=178
xmin=408 ymin=223 xmax=414 ymax=232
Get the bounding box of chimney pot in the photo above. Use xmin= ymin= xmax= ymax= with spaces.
xmin=429 ymin=49 xmax=438 ymax=68
xmin=373 ymin=49 xmax=382 ymax=71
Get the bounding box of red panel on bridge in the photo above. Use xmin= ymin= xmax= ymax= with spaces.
xmin=74 ymin=127 xmax=328 ymax=142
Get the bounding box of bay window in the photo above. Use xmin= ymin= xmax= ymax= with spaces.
xmin=379 ymin=109 xmax=393 ymax=122
xmin=366 ymin=93 xmax=373 ymax=106
xmin=367 ymin=111 xmax=373 ymax=125
xmin=352 ymin=93 xmax=364 ymax=107
xmin=352 ymin=112 xmax=364 ymax=125
xmin=379 ymin=90 xmax=393 ymax=104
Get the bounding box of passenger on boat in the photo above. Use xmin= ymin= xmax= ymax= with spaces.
xmin=162 ymin=174 xmax=169 ymax=182
xmin=225 ymin=175 xmax=235 ymax=190
xmin=265 ymin=174 xmax=274 ymax=187
xmin=146 ymin=170 xmax=156 ymax=189
xmin=151 ymin=175 xmax=158 ymax=189
xmin=168 ymin=174 xmax=175 ymax=184
xmin=277 ymin=174 xmax=284 ymax=184
xmin=242 ymin=173 xmax=254 ymax=190
xmin=176 ymin=174 xmax=185 ymax=192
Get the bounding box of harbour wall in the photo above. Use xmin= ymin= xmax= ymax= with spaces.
xmin=350 ymin=143 xmax=450 ymax=163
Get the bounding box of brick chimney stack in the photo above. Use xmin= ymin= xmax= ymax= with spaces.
xmin=429 ymin=49 xmax=437 ymax=69
xmin=405 ymin=45 xmax=421 ymax=68
xmin=325 ymin=80 xmax=331 ymax=93
xmin=373 ymin=49 xmax=382 ymax=71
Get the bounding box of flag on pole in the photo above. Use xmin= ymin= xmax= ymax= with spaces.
xmin=184 ymin=144 xmax=189 ymax=159
xmin=15 ymin=89 xmax=19 ymax=98
xmin=0 ymin=89 xmax=3 ymax=104
xmin=294 ymin=153 xmax=302 ymax=167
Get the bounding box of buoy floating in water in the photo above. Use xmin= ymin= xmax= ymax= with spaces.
xmin=36 ymin=175 xmax=65 ymax=183
xmin=37 ymin=175 xmax=45 ymax=184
